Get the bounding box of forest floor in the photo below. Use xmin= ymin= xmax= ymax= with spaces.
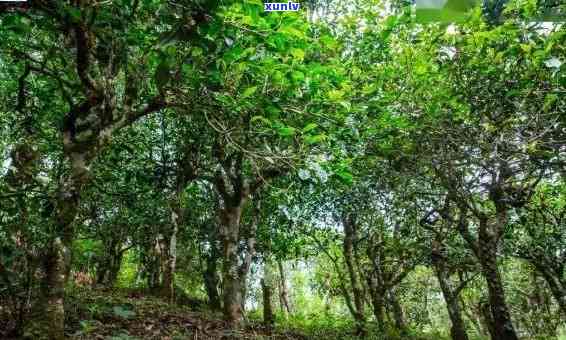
xmin=3 ymin=286 xmax=444 ymax=339
xmin=62 ymin=287 xmax=308 ymax=340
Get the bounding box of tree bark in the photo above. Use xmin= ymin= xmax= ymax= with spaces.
xmin=388 ymin=289 xmax=407 ymax=335
xmin=262 ymin=278 xmax=275 ymax=330
xmin=161 ymin=203 xmax=180 ymax=302
xmin=262 ymin=261 xmax=275 ymax=331
xmin=477 ymin=217 xmax=518 ymax=340
xmin=342 ymin=214 xmax=366 ymax=335
xmin=457 ymin=203 xmax=519 ymax=340
xmin=212 ymin=150 xmax=282 ymax=325
xmin=107 ymin=251 xmax=124 ymax=286
xmin=96 ymin=257 xmax=110 ymax=285
xmin=368 ymin=280 xmax=386 ymax=331
xmin=240 ymin=200 xmax=260 ymax=313
xmin=147 ymin=235 xmax=163 ymax=291
xmin=40 ymin=237 xmax=70 ymax=340
xmin=364 ymin=232 xmax=413 ymax=333
xmin=40 ymin=159 xmax=84 ymax=339
xmin=220 ymin=205 xmax=245 ymax=325
xmin=432 ymin=241 xmax=469 ymax=340
xmin=96 ymin=239 xmax=125 ymax=287
xmin=479 ymin=299 xmax=497 ymax=339
xmin=204 ymin=241 xmax=222 ymax=311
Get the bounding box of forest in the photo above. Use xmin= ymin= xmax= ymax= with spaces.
xmin=0 ymin=0 xmax=565 ymax=339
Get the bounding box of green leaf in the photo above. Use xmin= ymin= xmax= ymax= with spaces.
xmin=241 ymin=86 xmax=258 ymax=98
xmin=302 ymin=123 xmax=318 ymax=133
xmin=278 ymin=126 xmax=296 ymax=137
xmin=278 ymin=26 xmax=305 ymax=39
xmin=291 ymin=71 xmax=305 ymax=82
xmin=191 ymin=47 xmax=203 ymax=57
xmin=327 ymin=89 xmax=344 ymax=101
xmin=415 ymin=63 xmax=428 ymax=75
xmin=290 ymin=48 xmax=305 ymax=61
xmin=335 ymin=169 xmax=353 ymax=185
xmin=265 ymin=105 xmax=281 ymax=117
xmin=305 ymin=134 xmax=327 ymax=144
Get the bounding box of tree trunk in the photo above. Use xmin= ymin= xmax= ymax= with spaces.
xmin=96 ymin=259 xmax=110 ymax=285
xmin=239 ymin=201 xmax=259 ymax=313
xmin=147 ymin=236 xmax=163 ymax=291
xmin=366 ymin=267 xmax=386 ymax=331
xmin=342 ymin=214 xmax=366 ymax=335
xmin=203 ymin=226 xmax=222 ymax=311
xmin=388 ymin=289 xmax=407 ymax=335
xmin=262 ymin=279 xmax=275 ymax=330
xmin=262 ymin=261 xmax=275 ymax=331
xmin=477 ymin=220 xmax=518 ymax=340
xmin=277 ymin=260 xmax=291 ymax=315
xmin=432 ymin=242 xmax=469 ymax=340
xmin=41 ymin=237 xmax=70 ymax=340
xmin=41 ymin=162 xmax=83 ymax=339
xmin=161 ymin=203 xmax=180 ymax=302
xmin=239 ymin=246 xmax=253 ymax=313
xmin=212 ymin=151 xmax=279 ymax=326
xmin=369 ymin=286 xmax=386 ymax=331
xmin=204 ymin=249 xmax=222 ymax=311
xmin=435 ymin=270 xmax=469 ymax=340
xmin=96 ymin=245 xmax=124 ymax=287
xmin=479 ymin=299 xmax=497 ymax=339
xmin=220 ymin=205 xmax=244 ymax=325
xmin=459 ymin=204 xmax=518 ymax=340
xmin=240 ymin=270 xmax=249 ymax=313
xmin=107 ymin=251 xmax=124 ymax=287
